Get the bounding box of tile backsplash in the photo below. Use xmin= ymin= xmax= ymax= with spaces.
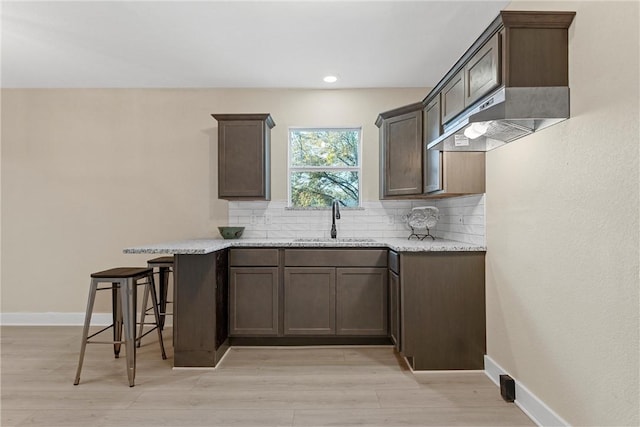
xmin=227 ymin=194 xmax=485 ymax=246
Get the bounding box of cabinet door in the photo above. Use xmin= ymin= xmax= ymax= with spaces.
xmin=424 ymin=149 xmax=443 ymax=194
xmin=381 ymin=110 xmax=423 ymax=197
xmin=389 ymin=270 xmax=400 ymax=351
xmin=423 ymin=95 xmax=442 ymax=144
xmin=464 ymin=32 xmax=501 ymax=106
xmin=441 ymin=71 xmax=465 ymax=124
xmin=214 ymin=114 xmax=274 ymax=201
xmin=423 ymin=95 xmax=443 ymax=194
xmin=442 ymin=152 xmax=486 ymax=195
xmin=336 ymin=268 xmax=388 ymax=336
xmin=229 ymin=267 xmax=279 ymax=336
xmin=284 ymin=267 xmax=336 ymax=335
xmin=401 ymin=252 xmax=486 ymax=370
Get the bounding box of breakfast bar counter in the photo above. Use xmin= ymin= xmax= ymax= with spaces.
xmin=123 ymin=237 xmax=485 ymax=255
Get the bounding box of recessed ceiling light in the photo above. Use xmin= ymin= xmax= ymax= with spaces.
xmin=323 ymin=75 xmax=338 ymax=83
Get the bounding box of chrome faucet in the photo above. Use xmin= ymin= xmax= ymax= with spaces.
xmin=330 ymin=200 xmax=341 ymax=239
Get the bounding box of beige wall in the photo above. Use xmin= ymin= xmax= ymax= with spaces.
xmin=1 ymin=88 xmax=424 ymax=313
xmin=487 ymin=1 xmax=639 ymax=425
xmin=3 ymin=2 xmax=639 ymax=425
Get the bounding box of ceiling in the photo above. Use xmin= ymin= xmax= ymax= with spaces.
xmin=1 ymin=1 xmax=509 ymax=89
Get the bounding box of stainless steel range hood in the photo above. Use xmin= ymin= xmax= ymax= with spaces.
xmin=427 ymin=86 xmax=570 ymax=152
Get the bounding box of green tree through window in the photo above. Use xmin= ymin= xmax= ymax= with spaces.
xmin=289 ymin=128 xmax=361 ymax=208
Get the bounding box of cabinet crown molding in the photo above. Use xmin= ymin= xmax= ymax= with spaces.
xmin=211 ymin=113 xmax=275 ymax=129
xmin=375 ymin=102 xmax=423 ymax=127
xmin=500 ymin=10 xmax=576 ymax=29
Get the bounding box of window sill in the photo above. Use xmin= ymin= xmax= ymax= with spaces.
xmin=285 ymin=206 xmax=365 ymax=211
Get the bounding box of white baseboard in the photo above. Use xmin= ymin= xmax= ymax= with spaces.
xmin=1 ymin=312 xmax=113 ymax=326
xmin=484 ymin=355 xmax=570 ymax=427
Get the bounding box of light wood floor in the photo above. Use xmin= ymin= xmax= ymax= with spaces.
xmin=1 ymin=326 xmax=534 ymax=426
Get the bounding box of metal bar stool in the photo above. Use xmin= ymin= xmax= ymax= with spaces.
xmin=74 ymin=267 xmax=167 ymax=387
xmin=138 ymin=256 xmax=174 ymax=347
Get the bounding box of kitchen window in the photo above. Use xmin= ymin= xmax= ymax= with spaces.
xmin=288 ymin=127 xmax=361 ymax=208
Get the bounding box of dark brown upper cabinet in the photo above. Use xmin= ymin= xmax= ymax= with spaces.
xmin=441 ymin=71 xmax=465 ymax=124
xmin=423 ymin=95 xmax=442 ymax=145
xmin=211 ymin=113 xmax=275 ymax=200
xmin=464 ymin=32 xmax=501 ymax=107
xmin=423 ymin=10 xmax=575 ymax=126
xmin=376 ymin=98 xmax=485 ymax=199
xmin=500 ymin=11 xmax=574 ymax=88
xmin=441 ymin=32 xmax=501 ymax=125
xmin=375 ymin=102 xmax=423 ymax=199
xmin=424 ymin=151 xmax=486 ymax=196
xmin=423 ymin=96 xmax=443 ymax=194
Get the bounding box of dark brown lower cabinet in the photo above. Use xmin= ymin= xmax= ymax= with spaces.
xmin=336 ymin=268 xmax=388 ymax=336
xmin=284 ymin=267 xmax=336 ymax=335
xmin=173 ymin=250 xmax=229 ymax=367
xmin=229 ymin=267 xmax=279 ymax=336
xmin=172 ymin=248 xmax=485 ymax=369
xmin=400 ymin=251 xmax=485 ymax=370
xmin=283 ymin=265 xmax=389 ymax=337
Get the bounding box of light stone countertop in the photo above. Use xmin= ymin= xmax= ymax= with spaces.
xmin=123 ymin=237 xmax=485 ymax=255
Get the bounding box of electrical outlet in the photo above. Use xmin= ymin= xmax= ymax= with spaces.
xmin=386 ymin=215 xmax=394 ymax=225
xmin=250 ymin=215 xmax=257 ymax=225
xmin=264 ymin=214 xmax=271 ymax=225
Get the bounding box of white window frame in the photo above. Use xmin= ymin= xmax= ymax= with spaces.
xmin=287 ymin=126 xmax=363 ymax=209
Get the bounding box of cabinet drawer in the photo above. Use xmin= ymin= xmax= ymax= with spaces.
xmin=229 ymin=248 xmax=279 ymax=266
xmin=284 ymin=249 xmax=387 ymax=267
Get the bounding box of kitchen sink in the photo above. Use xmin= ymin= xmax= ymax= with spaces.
xmin=294 ymin=238 xmax=376 ymax=243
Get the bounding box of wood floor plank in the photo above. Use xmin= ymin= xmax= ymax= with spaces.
xmin=212 ymin=363 xmax=406 ymax=376
xmin=292 ymin=407 xmax=535 ymax=426
xmin=0 ymin=410 xmax=33 ymax=427
xmin=2 ymin=371 xmax=200 ymax=392
xmin=376 ymin=387 xmax=508 ymax=409
xmin=10 ymin=409 xmax=295 ymax=427
xmin=1 ymin=390 xmax=143 ymax=410
xmin=129 ymin=389 xmax=381 ymax=410
xmin=99 ymin=409 xmax=296 ymax=427
xmin=193 ymin=372 xmax=420 ymax=392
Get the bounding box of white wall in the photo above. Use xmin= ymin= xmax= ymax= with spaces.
xmin=0 ymin=88 xmax=424 ymax=313
xmin=487 ymin=1 xmax=639 ymax=425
